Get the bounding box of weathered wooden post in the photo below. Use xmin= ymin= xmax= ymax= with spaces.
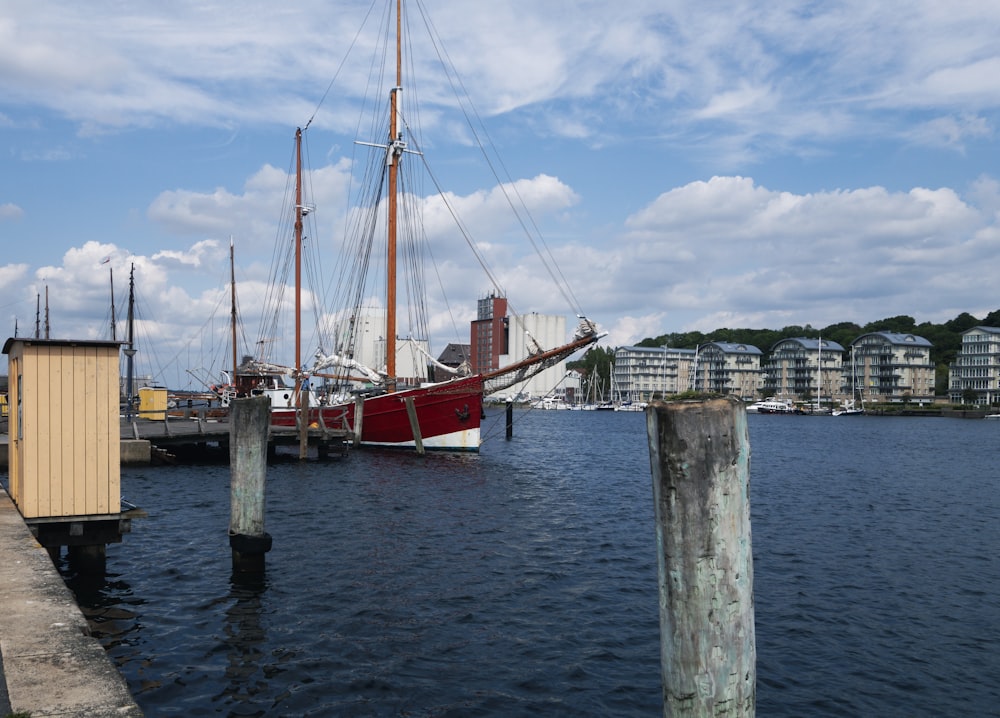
xmin=505 ymin=399 xmax=514 ymax=440
xmin=229 ymin=395 xmax=273 ymax=573
xmin=298 ymin=381 xmax=310 ymax=460
xmin=404 ymin=396 xmax=426 ymax=455
xmin=353 ymin=394 xmax=365 ymax=448
xmin=645 ymin=397 xmax=755 ymax=717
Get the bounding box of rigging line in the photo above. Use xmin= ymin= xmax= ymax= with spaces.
xmin=126 ymin=284 xmax=171 ymax=387
xmin=478 ymin=394 xmax=546 ymax=445
xmin=300 ymin=129 xmax=328 ymax=350
xmin=411 ymin=0 xmax=585 ymax=318
xmin=322 ymin=3 xmax=389 ymax=310
xmin=406 ymin=130 xmax=507 ymax=306
xmin=418 ymin=211 xmax=465 ymax=353
xmin=305 ymin=0 xmax=381 ymax=130
xmin=159 ymin=276 xmax=231 ymax=378
xmin=397 ymin=166 xmax=431 ymax=341
xmin=258 ymin=136 xmax=301 ymax=364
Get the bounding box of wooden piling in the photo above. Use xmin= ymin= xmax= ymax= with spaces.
xmin=353 ymin=395 xmax=365 ymax=448
xmin=229 ymin=395 xmax=273 ymax=573
xmin=404 ymin=396 xmax=426 ymax=455
xmin=506 ymin=400 xmax=514 ymax=440
xmin=68 ymin=544 xmax=107 ymax=575
xmin=645 ymin=397 xmax=755 ymax=717
xmin=298 ymin=383 xmax=309 ymax=460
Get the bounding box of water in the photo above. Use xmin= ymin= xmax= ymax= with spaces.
xmin=49 ymin=409 xmax=1000 ymax=716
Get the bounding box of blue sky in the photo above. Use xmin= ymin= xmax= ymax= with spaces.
xmin=3 ymin=0 xmax=1000 ymax=389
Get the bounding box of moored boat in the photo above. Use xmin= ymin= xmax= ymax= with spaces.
xmin=747 ymin=398 xmax=795 ymax=414
xmin=236 ymin=1 xmax=602 ymax=451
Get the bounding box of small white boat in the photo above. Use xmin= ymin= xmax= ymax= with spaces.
xmin=746 ymin=398 xmax=795 ymax=414
xmin=615 ymin=401 xmax=647 ymax=412
xmin=832 ymin=399 xmax=864 ymax=416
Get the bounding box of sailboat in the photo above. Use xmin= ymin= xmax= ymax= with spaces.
xmin=833 ymin=344 xmax=865 ymax=416
xmin=236 ymin=1 xmax=603 ymax=451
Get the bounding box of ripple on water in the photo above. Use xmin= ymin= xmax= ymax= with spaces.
xmin=51 ymin=410 xmax=1000 ymax=716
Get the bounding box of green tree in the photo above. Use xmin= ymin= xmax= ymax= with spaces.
xmin=864 ymin=315 xmax=916 ymax=333
xmin=982 ymin=309 xmax=1000 ymax=327
xmin=944 ymin=312 xmax=980 ymax=334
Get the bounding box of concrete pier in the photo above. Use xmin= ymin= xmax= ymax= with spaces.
xmin=0 ymin=485 xmax=143 ymax=717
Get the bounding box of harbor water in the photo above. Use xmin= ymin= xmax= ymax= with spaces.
xmin=41 ymin=409 xmax=1000 ymax=715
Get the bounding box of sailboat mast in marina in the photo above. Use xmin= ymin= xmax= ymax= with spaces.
xmin=385 ymin=0 xmax=401 ymax=391
xmin=239 ymin=0 xmax=603 ymax=451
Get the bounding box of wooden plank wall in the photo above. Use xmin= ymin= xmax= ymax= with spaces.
xmin=10 ymin=342 xmax=120 ymax=519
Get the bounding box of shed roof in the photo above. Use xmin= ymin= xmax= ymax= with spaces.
xmin=3 ymin=337 xmax=123 ymax=354
xmin=436 ymin=342 xmax=471 ymax=365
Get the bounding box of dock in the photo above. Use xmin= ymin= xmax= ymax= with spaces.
xmin=0 ymin=413 xmax=352 ymax=468
xmin=120 ymin=410 xmax=353 ymax=462
xmin=0 ymin=484 xmax=143 ymax=716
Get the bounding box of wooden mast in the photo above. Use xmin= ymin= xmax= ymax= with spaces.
xmin=124 ymin=264 xmax=136 ymax=415
xmin=294 ymin=127 xmax=304 ymax=399
xmin=109 ymin=267 xmax=116 ymax=341
xmin=294 ymin=127 xmax=310 ymax=458
xmin=230 ymin=237 xmax=238 ymax=385
xmin=385 ymin=0 xmax=402 ymax=391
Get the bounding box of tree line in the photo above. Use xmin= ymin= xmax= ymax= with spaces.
xmin=568 ymin=309 xmax=1000 ymax=398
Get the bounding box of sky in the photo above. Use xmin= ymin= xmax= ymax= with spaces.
xmin=3 ymin=0 xmax=1000 ymax=390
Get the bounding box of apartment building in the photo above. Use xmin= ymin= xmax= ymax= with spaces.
xmin=612 ymin=345 xmax=696 ymax=401
xmin=763 ymin=337 xmax=845 ymax=403
xmin=850 ymin=332 xmax=935 ymax=403
xmin=692 ymin=342 xmax=763 ymax=398
xmin=948 ymin=325 xmax=1000 ymax=405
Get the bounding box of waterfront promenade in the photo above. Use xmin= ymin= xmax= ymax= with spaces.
xmin=0 ymin=484 xmax=143 ymax=716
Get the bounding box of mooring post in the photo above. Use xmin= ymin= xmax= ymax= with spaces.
xmin=353 ymin=394 xmax=365 ymax=447
xmin=229 ymin=395 xmax=273 ymax=573
xmin=298 ymin=381 xmax=309 ymax=460
xmin=645 ymin=397 xmax=755 ymax=717
xmin=404 ymin=396 xmax=426 ymax=455
xmin=505 ymin=399 xmax=514 ymax=440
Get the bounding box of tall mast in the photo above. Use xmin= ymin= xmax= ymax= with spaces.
xmin=385 ymin=0 xmax=403 ymax=390
xmin=124 ymin=264 xmax=137 ymax=414
xmin=817 ymin=336 xmax=822 ymax=409
xmin=110 ymin=267 xmax=117 ymax=341
xmin=294 ymin=128 xmax=304 ymax=398
xmin=230 ymin=237 xmax=237 ymax=383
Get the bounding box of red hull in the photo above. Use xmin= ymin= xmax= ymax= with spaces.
xmin=270 ymin=375 xmax=483 ymax=450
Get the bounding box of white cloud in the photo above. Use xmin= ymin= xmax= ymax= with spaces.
xmin=583 ymin=175 xmax=998 ymax=340
xmin=905 ymin=114 xmax=992 ymax=151
xmin=4 ymin=0 xmax=1000 ymax=379
xmin=3 ymin=0 xmax=999 ymax=155
xmin=0 ymin=203 xmax=24 ymax=220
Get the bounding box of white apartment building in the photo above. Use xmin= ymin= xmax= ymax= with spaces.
xmin=850 ymin=332 xmax=935 ymax=403
xmin=764 ymin=337 xmax=846 ymax=403
xmin=692 ymin=342 xmax=763 ymax=398
xmin=948 ymin=325 xmax=1000 ymax=405
xmin=612 ymin=346 xmax=697 ymax=402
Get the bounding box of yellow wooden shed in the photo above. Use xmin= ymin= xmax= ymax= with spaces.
xmin=3 ymin=337 xmax=122 ymax=519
